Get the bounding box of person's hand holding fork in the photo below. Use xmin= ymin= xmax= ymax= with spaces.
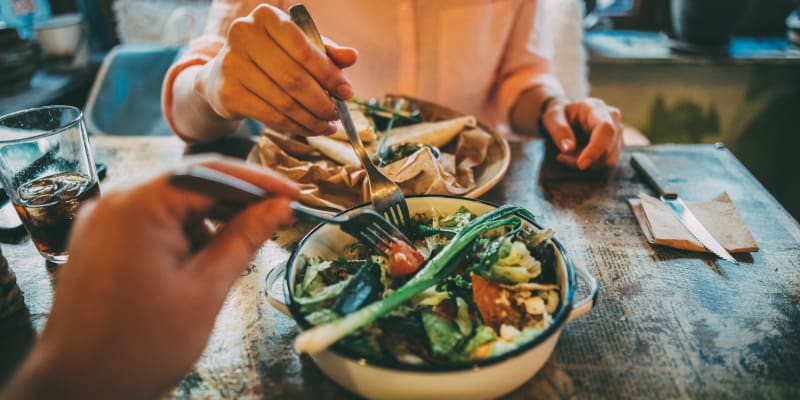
xmin=1 ymin=159 xmax=298 ymax=399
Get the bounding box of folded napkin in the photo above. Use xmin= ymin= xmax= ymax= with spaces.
xmin=628 ymin=192 xmax=758 ymax=254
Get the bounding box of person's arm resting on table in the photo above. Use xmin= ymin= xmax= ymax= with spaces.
xmin=496 ymin=1 xmax=623 ymax=170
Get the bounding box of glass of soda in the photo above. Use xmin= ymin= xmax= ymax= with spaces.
xmin=0 ymin=106 xmax=100 ymax=264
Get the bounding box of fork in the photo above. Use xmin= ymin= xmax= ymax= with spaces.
xmin=288 ymin=4 xmax=412 ymax=229
xmin=168 ymin=165 xmax=413 ymax=254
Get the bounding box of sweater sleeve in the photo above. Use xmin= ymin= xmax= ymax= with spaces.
xmin=160 ymin=0 xmax=283 ymax=138
xmin=488 ymin=0 xmax=565 ymax=126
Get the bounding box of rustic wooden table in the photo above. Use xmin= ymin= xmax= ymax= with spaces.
xmin=1 ymin=136 xmax=799 ymax=398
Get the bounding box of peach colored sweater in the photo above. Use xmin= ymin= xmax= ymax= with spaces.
xmin=162 ymin=0 xmax=564 ymax=136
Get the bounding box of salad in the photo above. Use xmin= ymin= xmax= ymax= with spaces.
xmin=292 ymin=205 xmax=561 ymax=365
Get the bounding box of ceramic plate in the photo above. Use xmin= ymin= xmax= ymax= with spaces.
xmin=246 ymin=94 xmax=510 ymax=206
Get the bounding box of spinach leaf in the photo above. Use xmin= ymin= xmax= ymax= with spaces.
xmin=331 ymin=260 xmax=382 ymax=315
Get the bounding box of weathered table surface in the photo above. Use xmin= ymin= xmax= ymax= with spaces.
xmin=2 ymin=136 xmax=799 ymax=399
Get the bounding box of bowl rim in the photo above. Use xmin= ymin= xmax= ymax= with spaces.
xmin=33 ymin=13 xmax=83 ymax=30
xmin=280 ymin=194 xmax=578 ymax=373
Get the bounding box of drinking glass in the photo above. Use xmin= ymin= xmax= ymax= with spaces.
xmin=0 ymin=106 xmax=100 ymax=264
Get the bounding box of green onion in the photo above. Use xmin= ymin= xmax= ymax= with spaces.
xmin=376 ymin=110 xmax=399 ymax=166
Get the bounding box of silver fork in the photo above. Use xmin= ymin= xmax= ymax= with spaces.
xmin=288 ymin=4 xmax=411 ymax=228
xmin=168 ymin=165 xmax=413 ymax=254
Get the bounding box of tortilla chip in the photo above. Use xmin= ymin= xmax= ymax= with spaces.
xmin=329 ymin=108 xmax=377 ymax=142
xmin=385 ymin=115 xmax=476 ymax=148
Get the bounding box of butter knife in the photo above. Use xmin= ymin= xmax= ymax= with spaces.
xmin=631 ymin=153 xmax=737 ymax=264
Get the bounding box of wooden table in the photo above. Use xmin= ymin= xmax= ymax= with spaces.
xmin=1 ymin=136 xmax=799 ymax=398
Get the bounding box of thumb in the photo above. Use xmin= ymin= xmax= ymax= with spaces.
xmin=186 ymin=197 xmax=294 ymax=287
xmin=542 ymin=103 xmax=576 ymax=152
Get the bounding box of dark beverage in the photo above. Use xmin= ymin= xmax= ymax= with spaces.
xmin=13 ymin=172 xmax=100 ymax=260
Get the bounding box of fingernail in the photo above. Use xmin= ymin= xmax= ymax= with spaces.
xmin=560 ymin=139 xmax=573 ymax=151
xmin=578 ymin=157 xmax=593 ymax=170
xmin=323 ymin=122 xmax=337 ymax=135
xmin=335 ymin=83 xmax=353 ymax=99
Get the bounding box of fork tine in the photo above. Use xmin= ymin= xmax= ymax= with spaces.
xmin=341 ymin=209 xmax=413 ymax=254
xmin=397 ymin=202 xmax=411 ymax=226
xmin=369 ymin=224 xmax=397 ymax=247
xmin=361 ymin=231 xmax=389 ymax=255
xmin=365 ymin=226 xmax=392 ymax=248
xmin=397 ymin=205 xmax=409 ymax=227
xmin=350 ymin=230 xmax=385 ymax=254
xmin=370 ymin=214 xmax=413 ymax=245
xmin=343 ymin=216 xmax=389 ymax=251
xmin=384 ymin=203 xmax=409 ymax=229
xmin=384 ymin=208 xmax=399 ymax=228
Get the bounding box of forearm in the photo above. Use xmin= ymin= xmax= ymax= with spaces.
xmin=170 ymin=65 xmax=241 ymax=143
xmin=509 ymin=84 xmax=564 ymax=136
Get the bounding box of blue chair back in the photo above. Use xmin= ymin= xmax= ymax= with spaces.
xmin=85 ymin=44 xmax=179 ymax=136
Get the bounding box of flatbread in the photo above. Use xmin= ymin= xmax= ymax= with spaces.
xmin=261 ymin=128 xmax=319 ymax=158
xmin=329 ymin=108 xmax=376 ymax=142
xmin=255 ymin=105 xmax=492 ymax=210
xmin=382 ymin=147 xmax=472 ymax=195
xmin=385 ymin=115 xmax=476 ymax=148
xmin=257 ymin=135 xmax=366 ymax=209
xmin=306 ymin=135 xmax=360 ymax=168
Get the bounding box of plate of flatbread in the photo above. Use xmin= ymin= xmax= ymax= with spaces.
xmin=247 ymin=94 xmax=510 ymax=210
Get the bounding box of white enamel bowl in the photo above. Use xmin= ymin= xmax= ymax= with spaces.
xmin=266 ymin=196 xmax=598 ymax=400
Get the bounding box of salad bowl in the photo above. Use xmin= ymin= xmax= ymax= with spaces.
xmin=266 ymin=195 xmax=598 ymax=400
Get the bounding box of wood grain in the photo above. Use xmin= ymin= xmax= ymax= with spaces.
xmin=1 ymin=137 xmax=799 ymax=399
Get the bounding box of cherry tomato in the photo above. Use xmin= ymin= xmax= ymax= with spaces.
xmin=387 ymin=240 xmax=426 ymax=277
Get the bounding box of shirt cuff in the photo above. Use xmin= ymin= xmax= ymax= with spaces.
xmin=495 ymin=68 xmax=565 ymax=128
xmin=161 ymin=55 xmax=213 ymax=142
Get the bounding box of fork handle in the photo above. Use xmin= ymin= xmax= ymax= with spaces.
xmin=169 ymin=165 xmax=345 ymax=224
xmin=170 ymin=165 xmax=265 ymax=207
xmin=289 ymin=5 xmax=383 ymax=183
xmin=335 ymin=100 xmax=384 ymax=176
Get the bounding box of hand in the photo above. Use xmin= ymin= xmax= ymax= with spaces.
xmin=1 ymin=158 xmax=299 ymax=399
xmin=541 ymin=97 xmax=624 ymax=170
xmin=194 ymin=4 xmax=358 ymax=137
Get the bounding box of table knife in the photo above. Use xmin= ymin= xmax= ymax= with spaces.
xmin=631 ymin=153 xmax=737 ymax=264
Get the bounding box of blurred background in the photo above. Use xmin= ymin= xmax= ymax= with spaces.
xmin=0 ymin=0 xmax=798 ymax=219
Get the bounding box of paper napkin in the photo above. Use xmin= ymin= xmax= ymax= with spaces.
xmin=628 ymin=192 xmax=758 ymax=253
